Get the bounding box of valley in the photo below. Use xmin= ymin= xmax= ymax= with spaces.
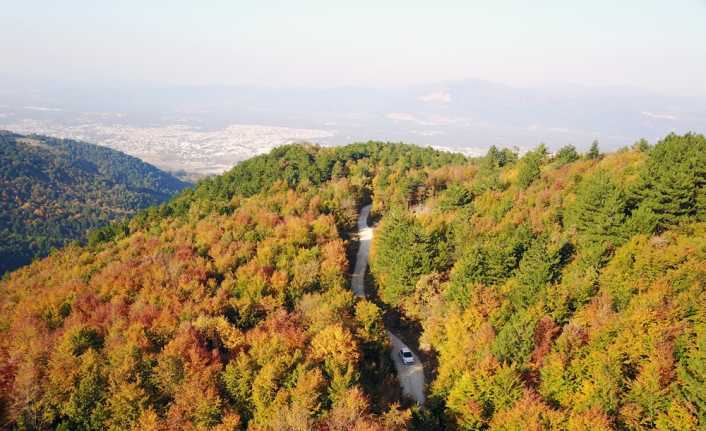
xmin=2 ymin=120 xmax=336 ymax=178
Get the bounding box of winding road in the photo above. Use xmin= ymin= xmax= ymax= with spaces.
xmin=352 ymin=204 xmax=426 ymax=405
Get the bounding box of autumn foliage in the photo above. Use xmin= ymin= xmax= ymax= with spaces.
xmin=0 ymin=143 xmax=463 ymax=430
xmin=2 ymin=134 xmax=705 ymax=430
xmin=371 ymin=134 xmax=706 ymax=430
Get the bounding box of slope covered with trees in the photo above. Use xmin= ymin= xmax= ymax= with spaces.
xmin=0 ymin=142 xmax=466 ymax=430
xmin=2 ymin=133 xmax=704 ymax=430
xmin=0 ymin=131 xmax=190 ymax=275
xmin=370 ymin=133 xmax=706 ymax=430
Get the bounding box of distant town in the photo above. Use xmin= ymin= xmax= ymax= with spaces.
xmin=3 ymin=119 xmax=336 ymax=178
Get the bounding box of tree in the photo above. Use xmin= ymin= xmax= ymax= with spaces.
xmin=486 ymin=145 xmax=518 ymax=168
xmin=222 ymin=353 xmax=256 ymax=422
xmin=568 ymin=170 xmax=627 ymax=248
xmin=60 ymin=350 xmax=109 ymax=430
xmin=511 ymin=236 xmax=563 ymax=309
xmin=354 ymin=300 xmax=386 ymax=345
xmin=678 ymin=324 xmax=706 ymax=425
xmin=587 ymin=140 xmax=601 ymax=159
xmin=517 ymin=145 xmax=547 ymax=189
xmin=311 ymin=324 xmax=360 ymax=376
xmin=492 ymin=309 xmax=540 ymax=366
xmin=474 ymin=147 xmax=509 ymax=194
xmin=633 ymin=138 xmax=651 ymax=152
xmin=631 ymin=133 xmax=706 ymax=230
xmin=446 ymin=229 xmax=528 ymax=306
xmin=438 ymin=183 xmax=473 ymax=211
xmin=446 ymin=246 xmax=489 ymax=308
xmin=371 ymin=211 xmax=438 ymax=306
xmin=446 ymin=365 xmax=523 ymax=429
xmin=554 ymin=145 xmax=580 ymax=166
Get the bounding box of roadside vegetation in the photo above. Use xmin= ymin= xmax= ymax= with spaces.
xmin=2 ymin=133 xmax=705 ymax=429
xmin=370 ymin=133 xmax=706 ymax=430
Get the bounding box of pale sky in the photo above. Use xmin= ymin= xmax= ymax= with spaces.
xmin=3 ymin=1 xmax=706 ymax=96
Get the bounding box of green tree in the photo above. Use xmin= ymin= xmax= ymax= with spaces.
xmin=492 ymin=310 xmax=539 ymax=367
xmin=568 ymin=170 xmax=627 ymax=247
xmin=446 ymin=245 xmax=489 ymax=308
xmin=511 ymin=236 xmax=563 ymax=309
xmin=372 ymin=211 xmax=437 ymax=306
xmin=61 ymin=350 xmax=109 ymax=430
xmin=678 ymin=324 xmax=706 ymax=425
xmin=438 ymin=183 xmax=473 ymax=211
xmin=516 ymin=145 xmax=547 ymax=189
xmin=222 ymin=353 xmax=256 ymax=422
xmin=554 ymin=145 xmax=580 ymax=166
xmin=587 ymin=140 xmax=601 ymax=159
xmin=474 ymin=147 xmax=510 ymax=194
xmin=487 ymin=145 xmax=518 ymax=168
xmin=633 ymin=138 xmax=651 ymax=152
xmin=632 ymin=133 xmax=706 ymax=230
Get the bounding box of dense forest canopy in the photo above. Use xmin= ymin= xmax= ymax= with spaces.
xmin=370 ymin=133 xmax=706 ymax=430
xmin=1 ymin=134 xmax=705 ymax=430
xmin=0 ymin=131 xmax=189 ymax=275
xmin=0 ymin=142 xmax=466 ymax=430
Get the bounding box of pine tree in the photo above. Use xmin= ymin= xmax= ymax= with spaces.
xmin=512 ymin=236 xmax=562 ymax=309
xmin=371 ymin=210 xmax=435 ymax=305
xmin=474 ymin=149 xmax=505 ymax=194
xmin=587 ymin=140 xmax=601 ymax=159
xmin=678 ymin=325 xmax=706 ymax=425
xmin=517 ymin=145 xmax=547 ymax=189
xmin=633 ymin=138 xmax=651 ymax=152
xmin=438 ymin=183 xmax=473 ymax=210
xmin=569 ymin=170 xmax=627 ymax=247
xmin=554 ymin=145 xmax=580 ymax=166
xmin=446 ymin=245 xmax=488 ymax=307
xmin=633 ymin=133 xmax=706 ymax=230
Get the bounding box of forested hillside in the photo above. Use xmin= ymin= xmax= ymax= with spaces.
xmin=0 ymin=131 xmax=189 ymax=275
xmin=0 ymin=143 xmax=465 ymax=430
xmin=1 ymin=134 xmax=704 ymax=430
xmin=370 ymin=134 xmax=706 ymax=430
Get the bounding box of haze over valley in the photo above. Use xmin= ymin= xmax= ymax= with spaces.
xmin=2 ymin=81 xmax=705 ymax=177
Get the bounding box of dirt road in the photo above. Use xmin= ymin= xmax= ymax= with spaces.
xmin=352 ymin=204 xmax=426 ymax=405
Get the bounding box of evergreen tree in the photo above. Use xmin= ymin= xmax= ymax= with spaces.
xmin=569 ymin=170 xmax=627 ymax=247
xmin=632 ymin=133 xmax=706 ymax=230
xmin=678 ymin=324 xmax=706 ymax=425
xmin=554 ymin=145 xmax=580 ymax=166
xmin=474 ymin=155 xmax=503 ymax=194
xmin=511 ymin=236 xmax=562 ymax=309
xmin=492 ymin=310 xmax=539 ymax=365
xmin=587 ymin=140 xmax=601 ymax=159
xmin=487 ymin=145 xmax=518 ymax=168
xmin=517 ymin=144 xmax=547 ymax=189
xmin=474 ymin=146 xmax=516 ymax=194
xmin=438 ymin=183 xmax=473 ymax=211
xmin=371 ymin=210 xmax=436 ymax=305
xmin=446 ymin=245 xmax=489 ymax=307
xmin=633 ymin=138 xmax=651 ymax=152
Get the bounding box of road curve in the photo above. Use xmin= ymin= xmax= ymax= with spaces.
xmin=352 ymin=204 xmax=426 ymax=405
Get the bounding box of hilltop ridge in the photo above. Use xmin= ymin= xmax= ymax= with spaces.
xmin=0 ymin=131 xmax=189 ymax=274
xmin=1 ymin=135 xmax=705 ymax=430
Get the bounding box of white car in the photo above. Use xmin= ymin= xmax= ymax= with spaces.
xmin=399 ymin=347 xmax=415 ymax=365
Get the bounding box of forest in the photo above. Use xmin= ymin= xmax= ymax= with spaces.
xmin=0 ymin=142 xmax=465 ymax=430
xmin=370 ymin=134 xmax=706 ymax=430
xmin=0 ymin=131 xmax=189 ymax=275
xmin=0 ymin=134 xmax=704 ymax=430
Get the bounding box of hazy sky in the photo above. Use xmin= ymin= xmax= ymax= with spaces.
xmin=3 ymin=1 xmax=706 ymax=96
